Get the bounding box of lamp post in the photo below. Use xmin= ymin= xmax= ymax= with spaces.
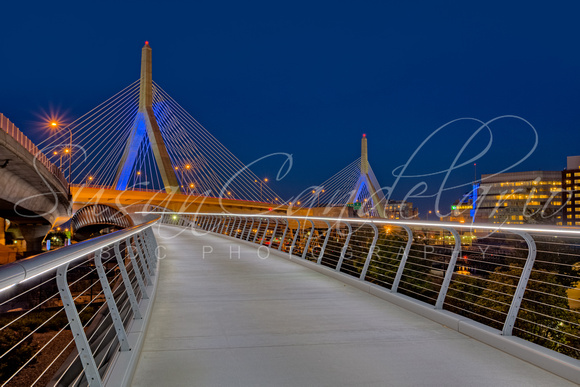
xmin=255 ymin=178 xmax=268 ymax=202
xmin=136 ymin=171 xmax=142 ymax=190
xmin=50 ymin=121 xmax=73 ymax=183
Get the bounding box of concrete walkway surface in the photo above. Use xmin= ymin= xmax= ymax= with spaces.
xmin=131 ymin=225 xmax=576 ymax=387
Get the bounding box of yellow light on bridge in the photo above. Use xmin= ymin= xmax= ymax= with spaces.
xmin=50 ymin=121 xmax=57 ymax=127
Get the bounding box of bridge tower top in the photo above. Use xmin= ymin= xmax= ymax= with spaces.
xmin=113 ymin=42 xmax=180 ymax=193
xmin=361 ymin=133 xmax=368 ymax=175
xmin=139 ymin=41 xmax=153 ymax=110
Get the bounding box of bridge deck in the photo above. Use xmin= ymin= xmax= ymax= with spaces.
xmin=131 ymin=225 xmax=574 ymax=386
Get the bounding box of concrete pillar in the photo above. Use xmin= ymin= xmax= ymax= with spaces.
xmin=0 ymin=217 xmax=5 ymax=245
xmin=18 ymin=223 xmax=51 ymax=254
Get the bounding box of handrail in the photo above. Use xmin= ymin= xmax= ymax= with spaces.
xmin=0 ymin=217 xmax=160 ymax=292
xmin=144 ymin=211 xmax=580 ymax=236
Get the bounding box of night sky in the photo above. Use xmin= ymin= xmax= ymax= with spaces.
xmin=2 ymin=1 xmax=580 ymax=217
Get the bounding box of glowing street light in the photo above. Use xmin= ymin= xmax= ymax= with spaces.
xmin=48 ymin=120 xmax=73 ymax=182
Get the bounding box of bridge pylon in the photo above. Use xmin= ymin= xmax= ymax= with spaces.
xmin=348 ymin=134 xmax=386 ymax=217
xmin=113 ymin=42 xmax=180 ymax=193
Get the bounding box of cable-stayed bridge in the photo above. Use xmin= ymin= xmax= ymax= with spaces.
xmin=0 ymin=43 xmax=578 ymax=387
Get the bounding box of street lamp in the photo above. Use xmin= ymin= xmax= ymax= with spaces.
xmin=49 ymin=120 xmax=73 ymax=183
xmin=137 ymin=171 xmax=142 ymax=190
xmin=256 ymin=178 xmax=268 ymax=202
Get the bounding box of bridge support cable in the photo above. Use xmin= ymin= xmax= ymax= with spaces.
xmin=38 ymin=44 xmax=283 ymax=203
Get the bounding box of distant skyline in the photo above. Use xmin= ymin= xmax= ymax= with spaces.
xmin=2 ymin=1 xmax=580 ymax=216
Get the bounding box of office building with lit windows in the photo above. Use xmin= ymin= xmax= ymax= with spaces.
xmin=474 ymin=171 xmax=562 ymax=225
xmin=384 ymin=200 xmax=418 ymax=220
xmin=562 ymin=156 xmax=580 ymax=226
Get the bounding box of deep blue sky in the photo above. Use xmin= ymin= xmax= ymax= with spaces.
xmin=2 ymin=1 xmax=580 ymax=216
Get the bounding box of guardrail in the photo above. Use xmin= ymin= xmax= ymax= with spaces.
xmin=159 ymin=213 xmax=580 ymax=382
xmin=71 ymin=204 xmax=133 ymax=233
xmin=0 ymin=113 xmax=69 ymax=191
xmin=0 ymin=217 xmax=160 ymax=386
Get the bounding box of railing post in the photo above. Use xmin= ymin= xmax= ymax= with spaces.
xmin=289 ymin=218 xmax=301 ymax=256
xmin=230 ymin=217 xmax=238 ymax=237
xmin=132 ymin=235 xmax=153 ymax=285
xmin=220 ymin=216 xmax=228 ymax=234
xmin=317 ymin=220 xmax=332 ymax=264
xmin=113 ymin=241 xmax=142 ymax=319
xmin=391 ymin=225 xmax=413 ymax=293
xmin=360 ymin=223 xmax=379 ymax=280
xmin=56 ymin=263 xmax=102 ymax=387
xmin=126 ymin=236 xmax=149 ymax=299
xmin=234 ymin=217 xmax=242 ymax=238
xmin=260 ymin=218 xmax=270 ymax=245
xmin=301 ymin=220 xmax=315 ymax=259
xmin=136 ymin=233 xmax=155 ymax=273
xmin=435 ymin=227 xmax=462 ymax=309
xmin=278 ymin=220 xmax=289 ymax=251
xmin=94 ymin=249 xmax=130 ymax=351
xmin=502 ymin=231 xmax=537 ymax=336
xmin=239 ymin=217 xmax=248 ymax=239
xmin=269 ymin=218 xmax=279 ymax=246
xmin=253 ymin=218 xmax=263 ymax=243
xmin=246 ymin=218 xmax=255 ymax=241
xmin=336 ymin=223 xmax=353 ymax=271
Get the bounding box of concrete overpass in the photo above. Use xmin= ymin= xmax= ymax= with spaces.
xmin=0 ymin=114 xmax=70 ymax=255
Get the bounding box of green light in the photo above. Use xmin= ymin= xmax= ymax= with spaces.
xmin=451 ymin=205 xmax=457 ymax=210
xmin=172 ymin=215 xmax=177 ymax=220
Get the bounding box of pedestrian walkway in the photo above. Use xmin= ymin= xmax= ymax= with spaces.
xmin=131 ymin=225 xmax=575 ymax=386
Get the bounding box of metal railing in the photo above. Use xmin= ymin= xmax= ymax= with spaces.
xmin=71 ymin=204 xmax=134 ymax=233
xmin=161 ymin=213 xmax=580 ymax=364
xmin=0 ymin=113 xmax=69 ymax=191
xmin=0 ymin=217 xmax=159 ymax=386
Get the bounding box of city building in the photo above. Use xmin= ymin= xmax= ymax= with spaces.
xmin=440 ymin=183 xmax=479 ymax=223
xmin=562 ymin=155 xmax=580 ymax=226
xmin=475 ymin=171 xmax=562 ymax=225
xmin=384 ymin=200 xmax=418 ymax=220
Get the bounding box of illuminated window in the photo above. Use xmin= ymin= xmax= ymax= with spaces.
xmin=568 ymin=215 xmax=573 ymax=219
xmin=576 ymin=214 xmax=580 ymax=219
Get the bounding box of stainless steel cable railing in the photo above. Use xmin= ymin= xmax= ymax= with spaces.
xmin=0 ymin=217 xmax=159 ymax=387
